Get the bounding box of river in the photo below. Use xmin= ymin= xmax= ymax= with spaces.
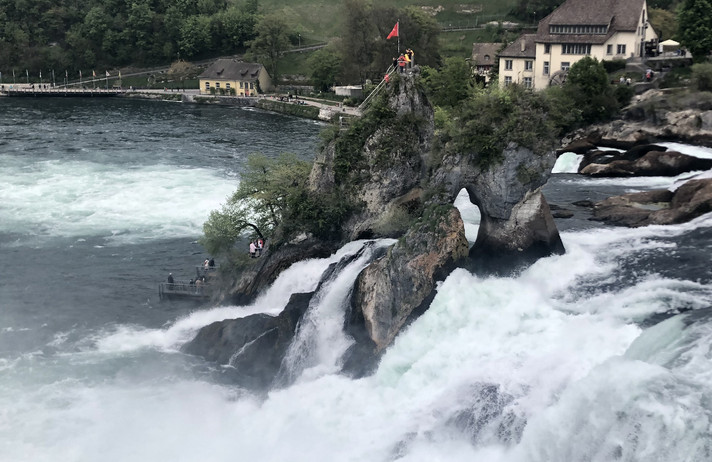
xmin=1 ymin=97 xmax=711 ymax=461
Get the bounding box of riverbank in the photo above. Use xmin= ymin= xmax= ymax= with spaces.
xmin=119 ymin=89 xmax=359 ymax=121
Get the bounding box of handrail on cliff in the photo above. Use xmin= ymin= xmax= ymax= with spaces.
xmin=358 ymin=65 xmax=397 ymax=113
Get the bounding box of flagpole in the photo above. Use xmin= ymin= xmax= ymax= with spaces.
xmin=397 ymin=20 xmax=400 ymax=55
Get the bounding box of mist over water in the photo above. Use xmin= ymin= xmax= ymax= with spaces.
xmin=1 ymin=98 xmax=712 ymax=461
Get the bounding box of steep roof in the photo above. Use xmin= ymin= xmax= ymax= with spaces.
xmin=198 ymin=59 xmax=265 ymax=80
xmin=536 ymin=0 xmax=645 ymax=44
xmin=471 ymin=43 xmax=501 ymax=66
xmin=499 ymin=34 xmax=537 ymax=59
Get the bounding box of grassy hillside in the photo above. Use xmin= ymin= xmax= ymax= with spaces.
xmin=259 ymin=0 xmax=520 ymax=43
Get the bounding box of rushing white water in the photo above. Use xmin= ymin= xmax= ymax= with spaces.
xmin=0 ymin=158 xmax=237 ymax=245
xmin=3 ymin=212 xmax=711 ymax=461
xmin=552 ymin=151 xmax=584 ymax=173
xmin=281 ymin=239 xmax=397 ymax=382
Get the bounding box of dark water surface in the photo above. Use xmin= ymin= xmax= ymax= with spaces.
xmin=0 ymin=97 xmax=323 ymax=355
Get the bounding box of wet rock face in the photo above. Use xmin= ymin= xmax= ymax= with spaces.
xmin=581 ymin=150 xmax=712 ymax=177
xmin=348 ymin=207 xmax=470 ymax=351
xmin=181 ymin=292 xmax=313 ymax=390
xmin=593 ymin=178 xmax=712 ymax=227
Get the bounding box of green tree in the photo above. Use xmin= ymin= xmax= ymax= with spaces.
xmin=342 ymin=0 xmax=378 ymax=83
xmin=678 ymin=0 xmax=712 ymax=62
xmin=179 ymin=15 xmax=213 ymax=58
xmin=420 ymin=56 xmax=475 ymax=108
xmin=201 ymin=153 xmax=311 ymax=255
xmin=563 ymin=56 xmax=617 ymax=124
xmin=308 ymin=48 xmax=342 ymax=91
xmin=649 ymin=7 xmax=677 ymax=41
xmin=248 ymin=14 xmax=291 ymax=80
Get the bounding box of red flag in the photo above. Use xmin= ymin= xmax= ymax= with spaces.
xmin=387 ymin=22 xmax=399 ymax=40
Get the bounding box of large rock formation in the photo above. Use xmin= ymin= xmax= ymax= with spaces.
xmin=187 ymin=69 xmax=564 ymax=386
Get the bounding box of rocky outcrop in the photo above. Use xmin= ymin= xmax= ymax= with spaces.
xmin=181 ymin=292 xmax=313 ymax=390
xmin=581 ymin=150 xmax=712 ymax=177
xmin=575 ymin=89 xmax=712 ymax=147
xmin=592 ymin=178 xmax=712 ymax=227
xmin=193 ymin=70 xmax=564 ymax=381
xmin=346 ymin=207 xmax=469 ymax=353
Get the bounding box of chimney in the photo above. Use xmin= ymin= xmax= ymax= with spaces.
xmin=520 ymin=39 xmax=526 ymax=52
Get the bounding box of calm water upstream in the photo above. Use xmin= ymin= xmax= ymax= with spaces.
xmin=1 ymin=97 xmax=711 ymax=461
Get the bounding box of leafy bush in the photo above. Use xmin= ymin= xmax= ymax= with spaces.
xmin=602 ymin=59 xmax=627 ymax=74
xmin=613 ymin=84 xmax=635 ymax=107
xmin=692 ymin=63 xmax=712 ymax=91
xmin=447 ymin=85 xmax=558 ymax=168
xmin=201 ymin=153 xmax=311 ymax=255
xmin=562 ymin=56 xmax=618 ymax=124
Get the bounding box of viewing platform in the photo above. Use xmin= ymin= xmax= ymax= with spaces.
xmin=0 ymin=87 xmax=123 ymax=97
xmin=158 ymin=265 xmax=218 ymax=301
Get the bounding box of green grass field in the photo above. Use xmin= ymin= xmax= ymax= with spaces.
xmin=260 ymin=0 xmax=519 ymax=43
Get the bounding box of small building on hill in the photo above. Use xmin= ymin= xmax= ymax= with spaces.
xmin=471 ymin=42 xmax=501 ymax=82
xmin=198 ymin=59 xmax=272 ymax=96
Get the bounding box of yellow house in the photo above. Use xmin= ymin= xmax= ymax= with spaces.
xmin=499 ymin=0 xmax=658 ymax=90
xmin=198 ymin=59 xmax=273 ymax=96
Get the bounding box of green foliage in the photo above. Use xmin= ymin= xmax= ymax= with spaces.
xmin=613 ymin=84 xmax=635 ymax=107
xmin=692 ymin=62 xmax=712 ymax=91
xmin=562 ymin=56 xmax=618 ymax=124
xmin=247 ymin=14 xmax=292 ymax=80
xmin=283 ymin=190 xmax=353 ymax=240
xmin=447 ymin=85 xmax=558 ymax=168
xmin=678 ymin=0 xmax=712 ymax=62
xmin=510 ymin=0 xmax=563 ymax=22
xmin=326 ymin=92 xmax=397 ymax=183
xmin=602 ymin=59 xmax=627 ymax=74
xmin=308 ymin=48 xmax=342 ymax=92
xmin=201 ymin=152 xmax=311 ymax=255
xmin=649 ymin=7 xmax=678 ymax=41
xmin=0 ymin=0 xmax=259 ymax=71
xmin=420 ymin=57 xmax=476 ymax=108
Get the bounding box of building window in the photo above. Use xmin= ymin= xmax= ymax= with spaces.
xmin=550 ymin=24 xmax=607 ymax=34
xmin=505 ymin=60 xmax=513 ymax=70
xmin=607 ymin=44 xmax=613 ymax=55
xmin=204 ymin=82 xmax=210 ymax=90
xmin=215 ymin=82 xmax=220 ymax=89
xmin=250 ymin=82 xmax=254 ymax=89
xmin=561 ymin=62 xmax=570 ymax=71
xmin=617 ymin=44 xmax=627 ymax=55
xmin=504 ymin=76 xmax=512 ymax=86
xmin=523 ymin=77 xmax=532 ymax=88
xmin=239 ymin=82 xmax=244 ymax=88
xmin=544 ymin=44 xmax=550 ymax=54
xmin=484 ymin=54 xmax=490 ymax=62
xmin=543 ymin=61 xmax=550 ymax=75
xmin=525 ymin=60 xmax=533 ymax=71
xmin=562 ymin=43 xmax=592 ymax=55
xmin=226 ymin=83 xmax=231 ymax=90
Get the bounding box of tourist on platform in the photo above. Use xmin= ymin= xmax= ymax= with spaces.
xmin=249 ymin=241 xmax=257 ymax=258
xmin=209 ymin=257 xmax=215 ymax=267
xmin=167 ymin=273 xmax=174 ymax=284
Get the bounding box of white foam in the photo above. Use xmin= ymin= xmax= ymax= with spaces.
xmin=0 ymin=159 xmax=236 ymax=244
xmin=552 ymin=152 xmax=583 ymax=173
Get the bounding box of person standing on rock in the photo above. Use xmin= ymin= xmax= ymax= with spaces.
xmin=249 ymin=241 xmax=256 ymax=258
